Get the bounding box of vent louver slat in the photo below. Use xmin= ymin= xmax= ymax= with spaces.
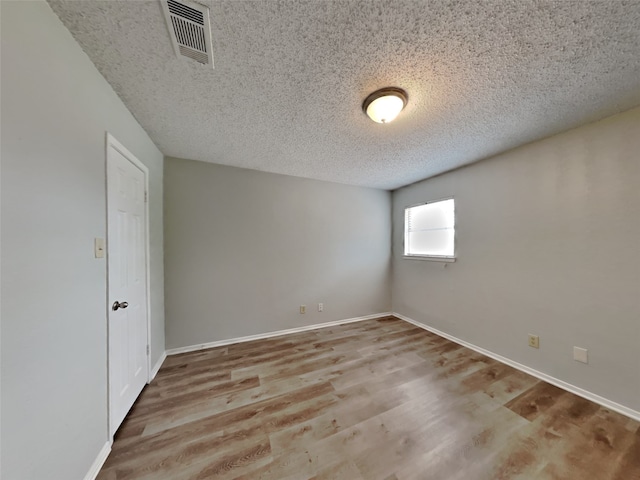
xmin=179 ymin=46 xmax=209 ymax=63
xmin=167 ymin=0 xmax=203 ymax=24
xmin=162 ymin=0 xmax=214 ymax=67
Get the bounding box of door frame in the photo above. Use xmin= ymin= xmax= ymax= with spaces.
xmin=105 ymin=132 xmax=152 ymax=438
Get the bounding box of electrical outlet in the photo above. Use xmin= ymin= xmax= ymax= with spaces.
xmin=573 ymin=346 xmax=588 ymax=364
xmin=318 ymin=303 xmax=323 ymax=312
xmin=528 ymin=334 xmax=539 ymax=349
xmin=299 ymin=305 xmax=306 ymax=314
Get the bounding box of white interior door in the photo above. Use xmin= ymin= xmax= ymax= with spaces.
xmin=107 ymin=136 xmax=149 ymax=436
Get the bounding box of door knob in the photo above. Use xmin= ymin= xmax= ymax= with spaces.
xmin=112 ymin=301 xmax=129 ymax=311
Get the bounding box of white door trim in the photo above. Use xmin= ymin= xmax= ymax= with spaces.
xmin=105 ymin=133 xmax=152 ymax=439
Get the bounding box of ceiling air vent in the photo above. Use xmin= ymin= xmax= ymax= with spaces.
xmin=162 ymin=0 xmax=214 ymax=67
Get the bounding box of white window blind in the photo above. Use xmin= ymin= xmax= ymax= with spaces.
xmin=404 ymin=198 xmax=455 ymax=257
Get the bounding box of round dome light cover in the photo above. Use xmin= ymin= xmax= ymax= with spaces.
xmin=363 ymin=87 xmax=408 ymax=124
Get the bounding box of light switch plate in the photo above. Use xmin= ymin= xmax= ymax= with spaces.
xmin=573 ymin=346 xmax=588 ymax=364
xmin=94 ymin=238 xmax=105 ymax=258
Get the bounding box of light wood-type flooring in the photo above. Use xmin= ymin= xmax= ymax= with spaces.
xmin=98 ymin=316 xmax=640 ymax=479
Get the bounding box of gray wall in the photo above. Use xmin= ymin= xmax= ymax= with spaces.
xmin=392 ymin=107 xmax=640 ymax=413
xmin=1 ymin=2 xmax=164 ymax=479
xmin=164 ymin=158 xmax=391 ymax=349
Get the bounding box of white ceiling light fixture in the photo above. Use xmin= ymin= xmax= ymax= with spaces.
xmin=363 ymin=87 xmax=408 ymax=124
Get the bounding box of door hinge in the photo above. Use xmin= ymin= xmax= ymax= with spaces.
xmin=144 ymin=191 xmax=148 ymax=203
xmin=146 ymin=345 xmax=150 ymax=355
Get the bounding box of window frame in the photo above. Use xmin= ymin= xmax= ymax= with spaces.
xmin=402 ymin=197 xmax=456 ymax=262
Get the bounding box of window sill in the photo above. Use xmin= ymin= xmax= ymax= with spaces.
xmin=403 ymin=255 xmax=456 ymax=263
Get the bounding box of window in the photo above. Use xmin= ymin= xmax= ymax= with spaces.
xmin=404 ymin=198 xmax=455 ymax=259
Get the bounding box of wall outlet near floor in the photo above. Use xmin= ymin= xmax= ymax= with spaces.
xmin=299 ymin=305 xmax=306 ymax=314
xmin=528 ymin=334 xmax=540 ymax=349
xmin=573 ymin=346 xmax=588 ymax=364
xmin=318 ymin=303 xmax=323 ymax=312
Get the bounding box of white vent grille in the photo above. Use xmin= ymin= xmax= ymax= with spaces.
xmin=162 ymin=0 xmax=214 ymax=67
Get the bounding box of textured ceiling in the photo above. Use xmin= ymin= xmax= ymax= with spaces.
xmin=49 ymin=0 xmax=640 ymax=190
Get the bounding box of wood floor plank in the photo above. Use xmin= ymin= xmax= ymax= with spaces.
xmin=98 ymin=317 xmax=640 ymax=479
xmin=504 ymin=381 xmax=569 ymax=421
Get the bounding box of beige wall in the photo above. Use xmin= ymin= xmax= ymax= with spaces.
xmin=1 ymin=2 xmax=164 ymax=479
xmin=392 ymin=107 xmax=640 ymax=413
xmin=164 ymin=157 xmax=391 ymax=349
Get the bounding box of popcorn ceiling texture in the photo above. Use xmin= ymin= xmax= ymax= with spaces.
xmin=48 ymin=0 xmax=640 ymax=190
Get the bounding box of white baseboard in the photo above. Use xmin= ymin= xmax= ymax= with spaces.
xmin=149 ymin=351 xmax=167 ymax=382
xmin=394 ymin=312 xmax=640 ymax=422
xmin=83 ymin=441 xmax=111 ymax=480
xmin=165 ymin=312 xmax=393 ymax=356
